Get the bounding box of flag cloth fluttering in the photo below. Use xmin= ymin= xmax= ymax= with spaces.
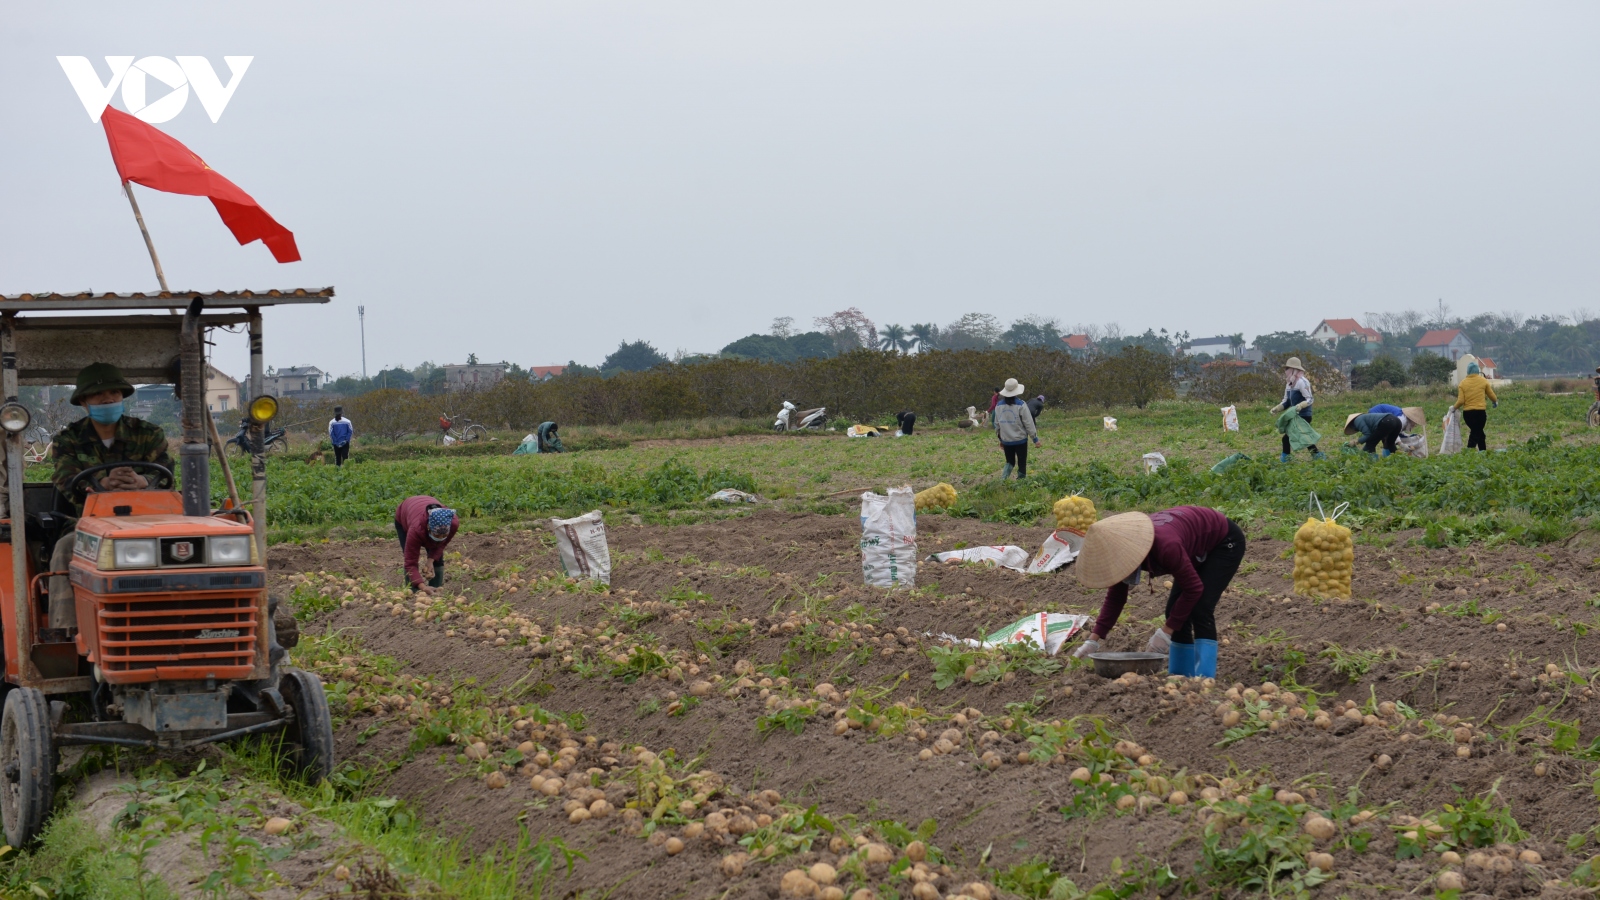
xmin=100 ymin=107 xmax=300 ymax=263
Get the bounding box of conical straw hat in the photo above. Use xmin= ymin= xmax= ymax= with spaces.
xmin=1343 ymin=413 xmax=1362 ymax=434
xmin=1076 ymin=512 xmax=1155 ymax=588
xmin=1401 ymin=407 xmax=1426 ymax=430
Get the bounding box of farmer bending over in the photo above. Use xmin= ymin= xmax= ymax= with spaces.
xmin=396 ymin=495 xmax=459 ymax=593
xmin=1072 ymin=506 xmax=1247 ymax=679
xmin=49 ymin=363 xmax=174 ymax=627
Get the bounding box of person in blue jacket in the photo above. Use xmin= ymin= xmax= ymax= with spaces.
xmin=328 ymin=406 xmax=354 ymax=467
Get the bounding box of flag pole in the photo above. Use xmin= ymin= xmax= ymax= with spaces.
xmin=123 ymin=181 xmax=170 ymax=292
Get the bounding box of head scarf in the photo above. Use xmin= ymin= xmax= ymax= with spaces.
xmin=427 ymin=507 xmax=456 ymax=540
xmin=1467 ymin=363 xmax=1480 ymax=375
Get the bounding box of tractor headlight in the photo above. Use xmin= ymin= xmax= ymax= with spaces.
xmin=248 ymin=395 xmax=278 ymax=424
xmin=112 ymin=539 xmax=158 ymax=569
xmin=0 ymin=402 xmax=30 ymax=434
xmin=207 ymin=535 xmax=252 ymax=566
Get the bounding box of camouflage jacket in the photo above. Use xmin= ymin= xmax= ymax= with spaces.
xmin=52 ymin=416 xmax=174 ymax=514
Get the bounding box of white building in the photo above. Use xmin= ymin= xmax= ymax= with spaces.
xmin=262 ymin=365 xmax=325 ymax=398
xmin=1415 ymin=329 xmax=1473 ymax=361
xmin=441 ymin=362 xmax=508 ymax=393
xmin=206 ymin=364 xmax=242 ymax=418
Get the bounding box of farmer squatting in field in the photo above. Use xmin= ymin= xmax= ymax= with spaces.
xmin=396 ymin=495 xmax=459 ymax=593
xmin=1072 ymin=506 xmax=1247 ymax=679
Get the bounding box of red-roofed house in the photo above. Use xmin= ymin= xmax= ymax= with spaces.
xmin=1310 ymin=319 xmax=1383 ymax=350
xmin=528 ymin=365 xmax=567 ymax=381
xmin=1061 ymin=333 xmax=1095 ymax=357
xmin=1415 ymin=329 xmax=1472 ymax=361
xmin=1476 ymin=358 xmax=1497 ymax=378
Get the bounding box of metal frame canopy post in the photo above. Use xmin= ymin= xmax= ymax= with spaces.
xmin=1 ymin=313 xmax=30 ymax=681
xmin=248 ymin=308 xmax=266 ymax=558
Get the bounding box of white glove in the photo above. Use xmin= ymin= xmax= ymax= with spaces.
xmin=1269 ymin=404 xmax=1285 ymax=415
xmin=1146 ymin=628 xmax=1172 ymax=654
xmin=1072 ymin=638 xmax=1102 ymax=659
xmin=1294 ymin=400 xmax=1311 ymax=411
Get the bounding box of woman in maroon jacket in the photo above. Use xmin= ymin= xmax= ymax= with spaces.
xmin=1071 ymin=506 xmax=1246 ymax=678
xmin=395 ymin=495 xmax=459 ymax=593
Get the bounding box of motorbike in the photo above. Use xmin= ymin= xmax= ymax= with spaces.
xmin=774 ymin=401 xmax=827 ymax=432
xmin=226 ymin=418 xmax=288 ymax=455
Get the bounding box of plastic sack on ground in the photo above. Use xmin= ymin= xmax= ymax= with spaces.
xmin=1103 ymin=417 xmax=1118 ymax=431
xmin=1292 ymin=496 xmax=1351 ymax=599
xmin=935 ymin=613 xmax=1093 ymax=656
xmin=847 ymin=425 xmax=882 ymax=438
xmin=1210 ymin=452 xmax=1250 ymax=474
xmin=1275 ymin=409 xmax=1322 ymax=452
xmin=512 ymin=434 xmax=538 ymax=455
xmin=1439 ymin=411 xmax=1462 ymax=455
xmin=708 ymin=489 xmax=759 ymax=503
xmin=1397 ymin=433 xmax=1428 ymax=459
xmin=441 ymin=434 xmax=457 ymax=446
xmin=1142 ymin=452 xmax=1167 ymax=473
xmin=551 ymin=510 xmax=611 ymax=585
xmin=927 ymin=545 xmax=1029 ymax=572
xmin=861 ymin=486 xmax=916 ymax=588
xmin=1026 ymin=530 xmax=1083 ymax=574
xmin=1221 ymin=406 xmax=1239 ymax=432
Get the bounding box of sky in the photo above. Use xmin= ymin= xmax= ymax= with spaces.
xmin=2 ymin=2 xmax=1597 ymax=381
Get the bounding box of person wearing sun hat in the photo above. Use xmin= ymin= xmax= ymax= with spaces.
xmin=1448 ymin=362 xmax=1498 ymax=451
xmin=394 ymin=495 xmax=460 ymax=593
xmin=991 ymin=378 xmax=1040 ymax=479
xmin=1268 ymin=357 xmax=1324 ymax=462
xmin=1071 ymin=506 xmax=1247 ymax=679
xmin=1342 ymin=410 xmax=1405 ymax=456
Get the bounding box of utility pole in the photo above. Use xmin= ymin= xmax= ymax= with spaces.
xmin=358 ymin=305 xmax=368 ymax=380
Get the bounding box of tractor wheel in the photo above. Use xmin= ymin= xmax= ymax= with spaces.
xmin=1 ymin=688 xmax=55 ymax=847
xmin=280 ymin=669 xmax=335 ymax=784
xmin=1588 ymin=402 xmax=1600 ymax=429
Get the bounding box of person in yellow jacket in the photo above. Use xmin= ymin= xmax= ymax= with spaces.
xmin=1448 ymin=362 xmax=1498 ymax=451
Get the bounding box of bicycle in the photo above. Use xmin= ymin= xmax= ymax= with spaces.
xmin=438 ymin=413 xmax=488 ymax=444
xmin=22 ymin=426 xmax=52 ymax=464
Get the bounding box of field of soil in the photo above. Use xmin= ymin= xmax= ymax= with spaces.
xmin=272 ymin=507 xmax=1600 ymax=899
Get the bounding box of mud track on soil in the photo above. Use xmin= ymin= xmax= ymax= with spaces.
xmin=273 ymin=510 xmax=1600 ymax=899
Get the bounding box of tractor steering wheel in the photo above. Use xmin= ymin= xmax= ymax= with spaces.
xmin=63 ymin=460 xmax=176 ymax=498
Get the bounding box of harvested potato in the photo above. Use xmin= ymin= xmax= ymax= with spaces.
xmin=1308 ymin=852 xmax=1334 ymax=873
xmin=262 ymin=817 xmax=292 ymax=835
xmin=1436 ymin=871 xmax=1465 ymax=891
xmin=809 ymin=863 xmax=838 ymax=885
xmin=914 ymin=483 xmax=958 ymax=511
xmin=1304 ymin=817 xmax=1336 ymax=840
xmin=1052 ymin=494 xmax=1097 ymax=532
xmin=721 ymin=853 xmax=748 ymax=877
xmin=781 ymin=869 xmax=818 ymax=897
xmin=1292 ymin=516 xmax=1353 ymax=599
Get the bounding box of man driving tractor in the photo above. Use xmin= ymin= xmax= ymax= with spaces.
xmin=47 ymin=362 xmax=173 ymax=627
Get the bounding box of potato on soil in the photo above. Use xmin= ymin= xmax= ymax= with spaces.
xmin=781 ymin=869 xmax=818 ymax=896
xmin=1308 ymin=852 xmax=1334 ymax=873
xmin=262 ymin=816 xmax=293 ymax=835
xmin=809 ymin=863 xmax=838 ymax=885
xmin=1436 ymin=871 xmax=1465 ymax=891
xmin=721 ymin=853 xmax=748 ymax=877
xmin=1304 ymin=816 xmax=1336 ymax=840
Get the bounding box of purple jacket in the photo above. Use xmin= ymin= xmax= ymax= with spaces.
xmin=1093 ymin=506 xmax=1231 ymax=637
xmin=395 ymin=495 xmax=458 ymax=588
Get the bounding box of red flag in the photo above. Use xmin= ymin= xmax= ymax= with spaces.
xmin=100 ymin=107 xmax=300 ymax=263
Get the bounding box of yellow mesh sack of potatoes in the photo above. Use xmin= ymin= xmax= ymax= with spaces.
xmin=1292 ymin=515 xmax=1353 ymax=598
xmin=914 ymin=483 xmax=958 ymax=510
xmin=1052 ymin=494 xmax=1097 ymax=533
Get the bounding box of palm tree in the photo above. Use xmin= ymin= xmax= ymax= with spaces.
xmin=1228 ymin=333 xmax=1246 ymax=357
xmin=1546 ymin=326 xmax=1591 ymax=368
xmin=878 ymin=323 xmax=910 ymax=353
xmin=909 ymin=323 xmax=939 ymax=353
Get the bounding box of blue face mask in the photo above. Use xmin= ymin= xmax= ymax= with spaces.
xmin=87 ymin=401 xmax=124 ymax=424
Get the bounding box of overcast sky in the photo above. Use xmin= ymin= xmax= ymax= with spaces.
xmin=2 ymin=2 xmax=1596 ymax=380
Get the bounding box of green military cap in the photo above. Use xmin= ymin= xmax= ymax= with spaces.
xmin=71 ymin=362 xmax=136 ymax=406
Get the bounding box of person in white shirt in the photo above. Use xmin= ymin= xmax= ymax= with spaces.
xmin=328 ymin=407 xmax=354 ymax=467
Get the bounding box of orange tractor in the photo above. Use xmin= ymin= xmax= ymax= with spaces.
xmin=0 ymin=289 xmax=335 ymax=846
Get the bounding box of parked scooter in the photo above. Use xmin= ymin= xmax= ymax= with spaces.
xmin=774 ymin=401 xmax=827 ymax=432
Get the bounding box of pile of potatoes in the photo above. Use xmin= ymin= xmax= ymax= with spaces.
xmin=1052 ymin=494 xmax=1097 ymax=532
xmin=1291 ymin=516 xmax=1353 ymax=598
xmin=914 ymin=483 xmax=958 ymax=511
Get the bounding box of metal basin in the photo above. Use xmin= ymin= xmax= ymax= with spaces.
xmin=1088 ymin=652 xmax=1167 ymax=678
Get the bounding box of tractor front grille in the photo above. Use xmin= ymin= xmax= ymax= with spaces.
xmin=96 ymin=593 xmax=258 ymax=683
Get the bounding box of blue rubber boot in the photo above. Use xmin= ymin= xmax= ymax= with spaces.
xmin=1312 ymin=451 xmax=1328 ymax=461
xmin=1194 ymin=639 xmax=1219 ymax=679
xmin=1167 ymin=641 xmax=1196 ymax=678
xmin=1380 ymin=448 xmax=1392 ymax=458
xmin=1280 ymin=452 xmax=1292 ymax=463
xmin=1000 ymin=463 xmax=1014 ymax=480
